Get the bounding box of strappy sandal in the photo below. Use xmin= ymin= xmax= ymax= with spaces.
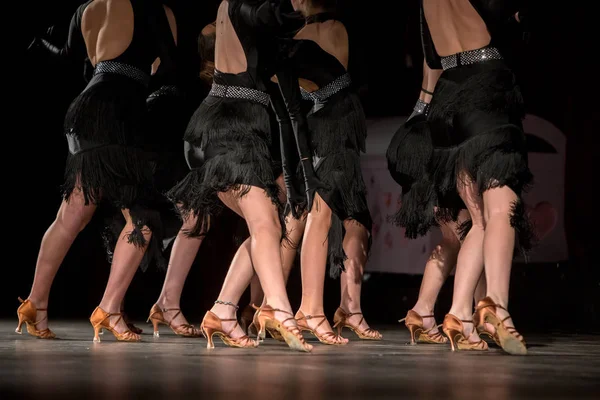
xmin=442 ymin=314 xmax=488 ymax=351
xmin=147 ymin=304 xmax=201 ymax=338
xmin=255 ymin=306 xmax=312 ymax=352
xmin=398 ymin=310 xmax=445 ymax=344
xmin=474 ymin=297 xmax=527 ymax=355
xmin=333 ymin=307 xmax=382 ymax=340
xmin=15 ymin=297 xmax=56 ymax=339
xmin=295 ymin=310 xmax=347 ymax=345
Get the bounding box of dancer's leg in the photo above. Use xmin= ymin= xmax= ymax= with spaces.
xmin=27 ymin=188 xmax=96 ymax=330
xmin=98 ymin=209 xmax=150 ymax=335
xmin=338 ymin=220 xmax=381 ymax=339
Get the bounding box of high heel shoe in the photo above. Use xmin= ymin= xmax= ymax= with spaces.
xmin=474 ymin=297 xmax=527 ymax=355
xmin=442 ymin=314 xmax=488 ymax=351
xmin=333 ymin=307 xmax=382 ymax=340
xmin=249 ymin=304 xmax=285 ymax=342
xmin=240 ymin=304 xmax=258 ymax=336
xmin=256 ymin=306 xmax=312 ymax=352
xmin=295 ymin=310 xmax=347 ymax=345
xmin=200 ymin=311 xmax=258 ymax=349
xmin=15 ymin=297 xmax=56 ymax=339
xmin=398 ymin=310 xmax=446 ymax=344
xmin=147 ymin=304 xmax=201 ymax=338
xmin=90 ymin=307 xmax=141 ymax=342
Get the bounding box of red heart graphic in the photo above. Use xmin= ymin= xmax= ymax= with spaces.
xmin=527 ymin=201 xmax=557 ymax=240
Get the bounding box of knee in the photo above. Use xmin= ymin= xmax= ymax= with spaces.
xmin=57 ymin=201 xmax=93 ymax=234
xmin=250 ymin=217 xmax=281 ymax=241
xmin=308 ymin=206 xmax=332 ymax=231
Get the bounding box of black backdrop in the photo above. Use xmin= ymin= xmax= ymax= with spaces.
xmin=3 ymin=1 xmax=597 ymax=331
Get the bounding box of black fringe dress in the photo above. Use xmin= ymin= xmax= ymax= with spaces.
xmin=166 ymin=0 xmax=292 ymax=238
xmin=278 ymin=13 xmax=371 ymax=277
xmin=387 ymin=0 xmax=534 ymax=252
xmin=39 ymin=0 xmax=176 ymax=265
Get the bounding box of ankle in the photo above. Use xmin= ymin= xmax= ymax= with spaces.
xmin=448 ymin=306 xmax=474 ymax=322
xmin=412 ymin=301 xmax=434 ymax=316
xmin=339 ymin=301 xmax=361 ymax=314
xmin=27 ymin=296 xmax=49 ymax=309
xmin=485 ymin=293 xmax=508 ymax=309
xmin=98 ymin=301 xmax=121 ymax=314
xmin=157 ymin=293 xmax=180 ymax=309
xmin=211 ymin=301 xmax=239 ymax=318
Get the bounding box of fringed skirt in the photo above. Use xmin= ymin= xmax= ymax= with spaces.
xmin=389 ymin=50 xmax=534 ymax=252
xmin=62 ymin=65 xmax=163 ymax=269
xmin=101 ymin=85 xmax=194 ymax=271
xmin=166 ymin=94 xmax=284 ymax=239
xmin=306 ymin=89 xmax=372 ymax=278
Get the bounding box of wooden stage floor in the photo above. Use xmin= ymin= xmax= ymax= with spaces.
xmin=1 ymin=321 xmax=598 ymax=399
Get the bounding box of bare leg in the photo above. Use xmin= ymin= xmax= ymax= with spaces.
xmin=411 ymin=220 xmax=461 ymax=333
xmin=447 ymin=177 xmax=485 ymax=343
xmin=210 ymin=237 xmax=255 ymax=338
xmin=482 ymin=187 xmax=521 ymax=331
xmin=339 ymin=220 xmax=381 ymax=339
xmin=298 ymin=194 xmax=347 ymax=344
xmin=27 ymin=189 xmax=96 ymax=331
xmin=98 ymin=209 xmax=150 ymax=335
xmin=219 ymin=187 xmax=312 ymax=351
xmin=156 ymin=213 xmax=204 ymax=329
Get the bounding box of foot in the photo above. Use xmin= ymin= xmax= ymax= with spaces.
xmin=274 ymin=308 xmax=314 ymax=352
xmin=210 ymin=304 xmax=248 ymax=341
xmin=485 ymin=300 xmax=525 ymax=344
xmin=339 ymin=307 xmax=382 ymax=340
xmin=107 ymin=313 xmax=141 ymax=339
xmin=297 ymin=309 xmax=348 ymax=345
xmin=157 ymin=302 xmax=196 ymax=336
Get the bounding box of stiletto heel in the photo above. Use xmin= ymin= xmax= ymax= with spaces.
xmin=474 ymin=297 xmax=527 ymax=355
xmin=203 ymin=326 xmax=216 ymax=349
xmin=333 ymin=308 xmax=382 ymax=341
xmin=15 ymin=297 xmax=56 ymax=339
xmin=89 ymin=307 xmax=141 ymax=342
xmin=442 ymin=314 xmax=487 ymax=351
xmin=93 ymin=325 xmax=102 ymax=343
xmin=256 ymin=306 xmax=312 ymax=352
xmin=147 ymin=304 xmax=201 ymax=338
xmin=398 ymin=310 xmax=446 ymax=344
xmin=251 ymin=304 xmax=283 ymax=342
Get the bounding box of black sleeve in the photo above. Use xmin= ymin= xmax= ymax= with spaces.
xmin=239 ymin=0 xmax=282 ymax=31
xmin=419 ymin=2 xmax=442 ymax=70
xmin=36 ymin=2 xmax=89 ymax=62
xmin=274 ymin=62 xmax=322 ymax=214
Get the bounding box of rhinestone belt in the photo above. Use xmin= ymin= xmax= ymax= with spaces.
xmin=148 ymin=85 xmax=182 ymax=98
xmin=209 ymin=83 xmax=270 ymax=107
xmin=94 ymin=61 xmax=150 ymax=86
xmin=440 ymin=47 xmax=503 ymax=71
xmin=408 ymin=99 xmax=431 ymax=120
xmin=301 ymin=73 xmax=352 ymax=103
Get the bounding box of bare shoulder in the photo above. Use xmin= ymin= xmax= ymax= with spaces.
xmin=325 ymin=20 xmax=348 ymax=43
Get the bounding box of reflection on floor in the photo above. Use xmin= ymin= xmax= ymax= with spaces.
xmin=1 ymin=321 xmax=599 ymax=400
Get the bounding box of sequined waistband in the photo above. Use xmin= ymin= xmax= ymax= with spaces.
xmin=440 ymin=47 xmax=503 ymax=71
xmin=408 ymin=99 xmax=431 ymax=120
xmin=209 ymin=83 xmax=270 ymax=107
xmin=94 ymin=61 xmax=150 ymax=86
xmin=301 ymin=73 xmax=352 ymax=103
xmin=148 ymin=85 xmax=182 ymax=98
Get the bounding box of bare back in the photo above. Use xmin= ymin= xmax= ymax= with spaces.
xmin=422 ymin=0 xmax=490 ymax=57
xmin=214 ymin=1 xmax=247 ymax=74
xmin=81 ymin=0 xmax=176 ymax=67
xmin=278 ymin=19 xmax=348 ymax=92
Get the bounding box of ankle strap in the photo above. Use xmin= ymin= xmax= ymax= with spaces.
xmin=215 ymin=300 xmax=239 ymax=310
xmin=421 ymin=87 xmax=434 ymax=95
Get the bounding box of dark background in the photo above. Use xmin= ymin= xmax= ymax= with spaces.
xmin=3 ymin=1 xmax=597 ymax=333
